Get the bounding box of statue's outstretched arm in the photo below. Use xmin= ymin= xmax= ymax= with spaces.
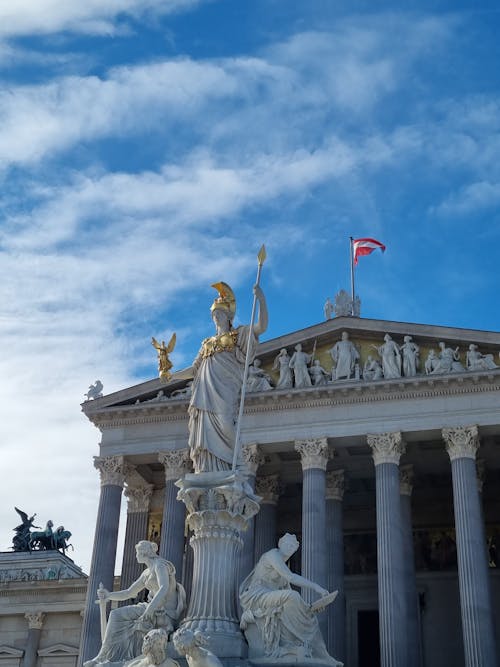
xmin=253 ymin=285 xmax=268 ymax=336
xmin=107 ymin=574 xmax=146 ymax=602
xmin=268 ymin=551 xmax=328 ymax=597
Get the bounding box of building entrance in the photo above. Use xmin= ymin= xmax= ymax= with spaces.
xmin=357 ymin=609 xmax=380 ymax=667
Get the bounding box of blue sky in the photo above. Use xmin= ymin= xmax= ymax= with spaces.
xmin=1 ymin=0 xmax=500 ymax=572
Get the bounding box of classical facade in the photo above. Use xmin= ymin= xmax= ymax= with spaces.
xmin=80 ymin=315 xmax=500 ymax=667
xmin=0 ymin=551 xmax=87 ymax=667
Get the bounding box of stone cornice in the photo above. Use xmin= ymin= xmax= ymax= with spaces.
xmin=242 ymin=443 xmax=265 ymax=476
xmin=295 ymin=437 xmax=330 ymax=471
xmin=124 ymin=483 xmax=154 ymax=513
xmin=367 ymin=431 xmax=406 ymax=466
xmin=326 ymin=469 xmax=345 ymax=501
xmin=86 ymin=371 xmax=500 ymax=430
xmin=442 ymin=425 xmax=480 ymax=461
xmin=158 ymin=449 xmax=192 ymax=481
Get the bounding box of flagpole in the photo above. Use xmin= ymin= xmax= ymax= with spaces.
xmin=232 ymin=245 xmax=267 ymax=472
xmin=349 ymin=236 xmax=355 ymax=316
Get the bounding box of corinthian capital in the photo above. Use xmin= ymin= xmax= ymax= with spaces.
xmin=399 ymin=464 xmax=414 ymax=496
xmin=93 ymin=456 xmax=131 ymax=486
xmin=294 ymin=437 xmax=330 ymax=471
xmin=442 ymin=425 xmax=479 ymax=461
xmin=25 ymin=612 xmax=45 ymax=629
xmin=124 ymin=483 xmax=154 ymax=513
xmin=326 ymin=469 xmax=345 ymax=501
xmin=367 ymin=432 xmax=405 ymax=466
xmin=242 ymin=443 xmax=265 ymax=476
xmin=255 ymin=474 xmax=280 ymax=504
xmin=158 ymin=449 xmax=192 ymax=481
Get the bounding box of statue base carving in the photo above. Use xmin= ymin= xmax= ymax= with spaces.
xmin=176 ymin=472 xmax=260 ymax=659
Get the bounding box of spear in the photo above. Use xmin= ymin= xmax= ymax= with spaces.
xmin=232 ymin=244 xmax=267 ymax=472
xmin=96 ymin=582 xmax=107 ymax=641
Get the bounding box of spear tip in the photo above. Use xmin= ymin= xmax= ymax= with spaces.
xmin=257 ymin=244 xmax=267 ymax=265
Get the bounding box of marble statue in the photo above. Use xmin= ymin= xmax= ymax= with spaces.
xmin=247 ymin=359 xmax=273 ymax=392
xmin=188 ymin=282 xmax=268 ymax=473
xmin=324 ymin=297 xmax=334 ymax=320
xmin=239 ymin=533 xmax=342 ymax=665
xmin=363 ymin=355 xmax=383 ymax=381
xmin=400 ymin=335 xmax=419 ymax=377
xmin=289 ymin=343 xmax=312 ymax=388
xmin=85 ymin=380 xmax=103 ymax=401
xmin=152 ymin=334 xmax=176 ymax=383
xmin=171 ymin=382 xmax=193 ymax=399
xmin=373 ymin=334 xmax=401 ymax=379
xmin=330 ymin=331 xmax=359 ymax=380
xmin=466 ymin=344 xmax=498 ymax=371
xmin=272 ymin=349 xmax=293 ymax=389
xmin=123 ymin=629 xmax=179 ymax=667
xmin=309 ymin=359 xmax=329 ymax=386
xmin=425 ymin=349 xmax=439 ymax=375
xmin=173 ymin=628 xmax=223 ymax=667
xmin=431 ymin=342 xmax=465 ymax=374
xmin=84 ymin=541 xmax=186 ymax=667
xmin=333 ymin=289 xmax=352 ymax=317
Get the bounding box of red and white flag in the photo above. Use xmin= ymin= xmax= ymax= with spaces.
xmin=352 ymin=237 xmax=386 ymax=265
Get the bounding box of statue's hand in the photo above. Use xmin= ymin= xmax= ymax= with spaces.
xmin=96 ymin=587 xmax=110 ymax=601
xmin=314 ymin=585 xmax=329 ymax=598
xmin=253 ymin=284 xmax=264 ymax=300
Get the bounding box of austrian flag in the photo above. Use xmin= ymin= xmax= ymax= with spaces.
xmin=352 ymin=238 xmax=386 ymax=265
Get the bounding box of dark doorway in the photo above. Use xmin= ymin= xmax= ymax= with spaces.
xmin=358 ymin=610 xmax=380 ymax=667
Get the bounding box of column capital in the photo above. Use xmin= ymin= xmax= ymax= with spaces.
xmin=242 ymin=443 xmax=265 ymax=476
xmin=158 ymin=449 xmax=192 ymax=481
xmin=124 ymin=482 xmax=154 ymax=513
xmin=93 ymin=455 xmax=131 ymax=486
xmin=399 ymin=464 xmax=414 ymax=496
xmin=294 ymin=437 xmax=330 ymax=471
xmin=367 ymin=431 xmax=405 ymax=466
xmin=25 ymin=611 xmax=45 ymax=629
xmin=442 ymin=425 xmax=479 ymax=461
xmin=255 ymin=474 xmax=280 ymax=504
xmin=326 ymin=469 xmax=345 ymax=501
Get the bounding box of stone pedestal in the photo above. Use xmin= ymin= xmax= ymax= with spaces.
xmin=176 ymin=472 xmax=260 ymax=658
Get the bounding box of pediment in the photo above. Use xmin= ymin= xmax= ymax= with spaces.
xmin=37 ymin=644 xmax=78 ymax=656
xmin=0 ymin=646 xmax=23 ymax=657
xmin=82 ymin=315 xmax=500 ymax=415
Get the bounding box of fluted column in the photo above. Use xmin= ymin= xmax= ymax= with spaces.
xmin=158 ymin=449 xmax=191 ymax=579
xmin=254 ymin=474 xmax=280 ymax=561
xmin=442 ymin=426 xmax=497 ymax=667
xmin=120 ymin=481 xmax=153 ymax=591
xmin=368 ymin=431 xmax=407 ymax=667
xmin=23 ymin=612 xmax=44 ymax=667
xmin=295 ymin=436 xmax=329 ymax=642
xmin=326 ymin=469 xmax=345 ymax=663
xmin=238 ymin=444 xmax=264 ymax=583
xmin=79 ymin=456 xmax=129 ymax=666
xmin=399 ymin=465 xmax=421 ymax=667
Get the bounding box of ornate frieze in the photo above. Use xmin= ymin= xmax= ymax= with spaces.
xmin=25 ymin=612 xmax=45 ymax=629
xmin=294 ymin=437 xmax=330 ymax=470
xmin=158 ymin=449 xmax=192 ymax=481
xmin=242 ymin=443 xmax=265 ymax=476
xmin=124 ymin=483 xmax=154 ymax=513
xmin=442 ymin=425 xmax=479 ymax=461
xmin=399 ymin=464 xmax=414 ymax=496
xmin=367 ymin=431 xmax=406 ymax=466
xmin=326 ymin=469 xmax=345 ymax=501
xmin=93 ymin=455 xmax=131 ymax=486
xmin=255 ymin=474 xmax=280 ymax=504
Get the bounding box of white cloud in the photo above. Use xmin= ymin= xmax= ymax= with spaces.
xmin=434 ymin=180 xmax=500 ymax=216
xmin=0 ymin=0 xmax=204 ymax=37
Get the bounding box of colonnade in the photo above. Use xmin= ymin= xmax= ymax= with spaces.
xmin=79 ymin=426 xmax=497 ymax=667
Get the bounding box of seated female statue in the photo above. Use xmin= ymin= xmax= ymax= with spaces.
xmin=84 ymin=541 xmax=186 ymax=667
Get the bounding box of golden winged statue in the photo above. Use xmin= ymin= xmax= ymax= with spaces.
xmin=151 ymin=332 xmax=176 ymax=383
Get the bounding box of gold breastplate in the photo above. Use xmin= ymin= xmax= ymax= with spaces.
xmin=201 ymin=329 xmax=239 ymax=359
